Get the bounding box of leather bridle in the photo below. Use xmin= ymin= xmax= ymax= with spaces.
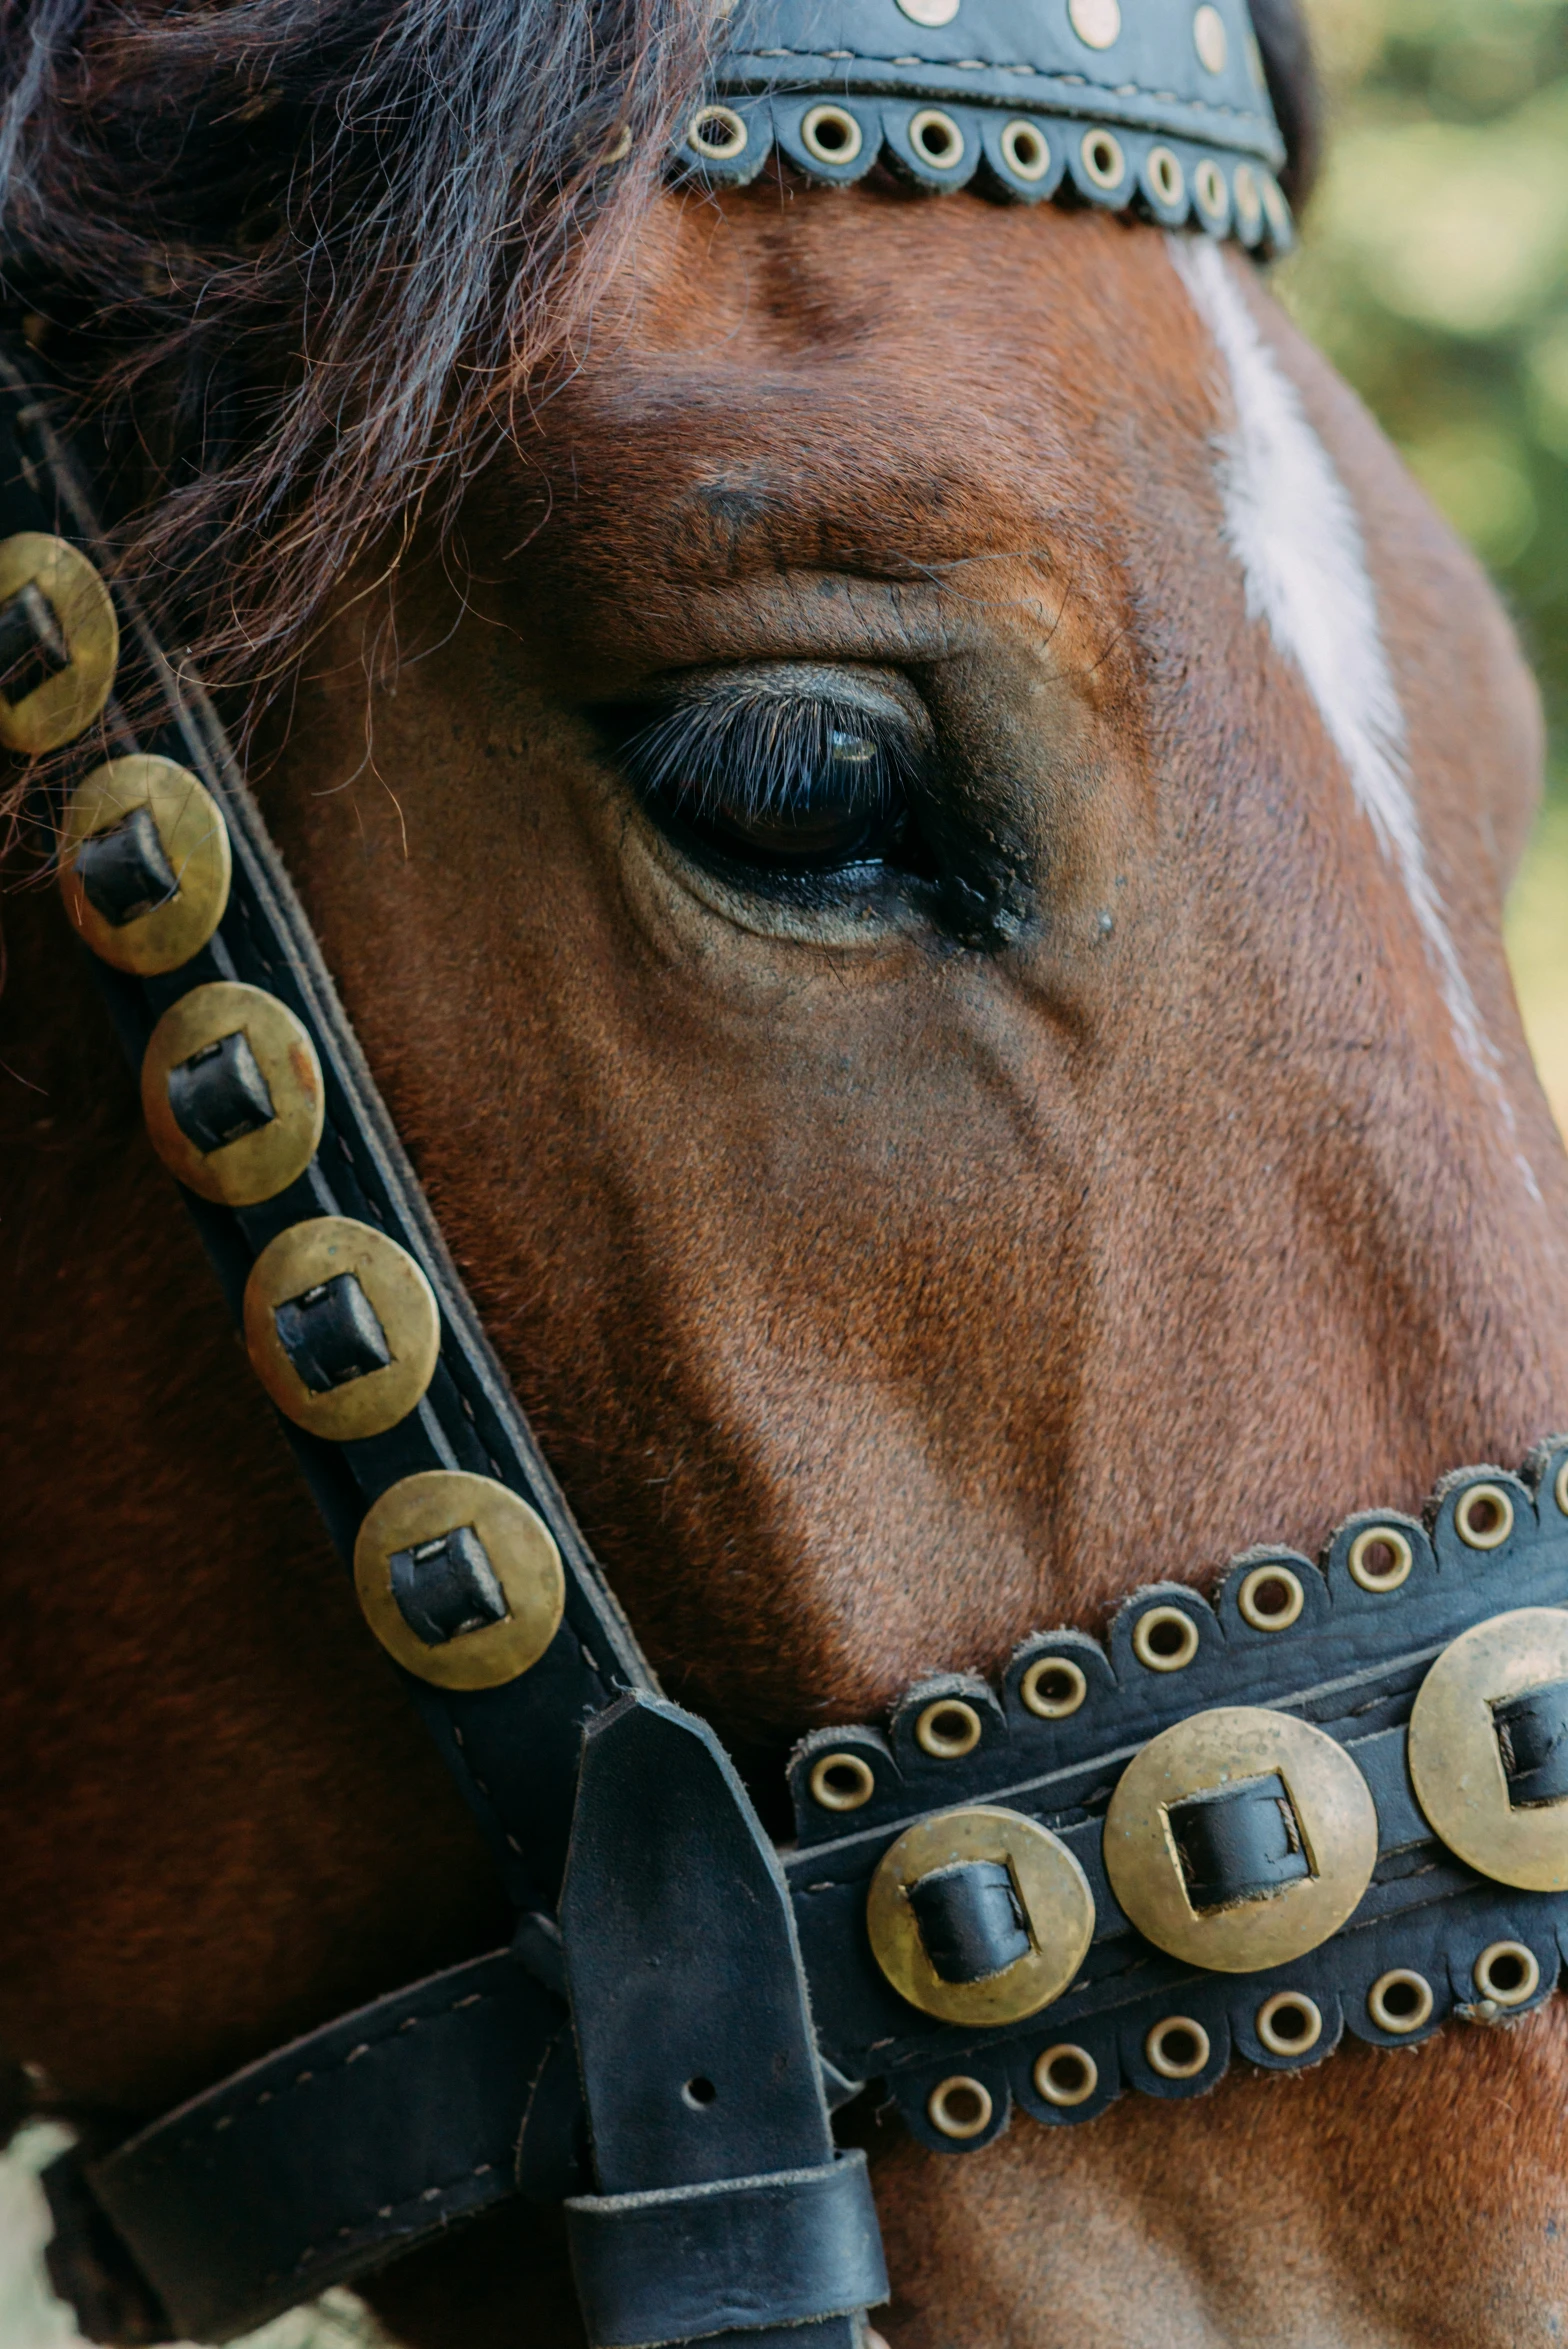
xmin=9 ymin=8 xmax=1568 ymax=2345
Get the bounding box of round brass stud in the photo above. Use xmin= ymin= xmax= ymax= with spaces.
xmin=1554 ymin=1459 xmax=1568 ymax=1518
xmin=809 ymin=1751 xmax=877 ymax=1813
xmin=1131 ymin=1605 xmax=1200 ymax=1673
xmin=1367 ymin=1968 xmax=1433 ymax=2036
xmin=867 ymin=1805 xmax=1096 ymax=2026
xmin=1021 ymin=1656 xmax=1088 ymax=1721
xmin=1145 ymin=2016 xmax=1209 ymax=2081
xmin=1147 ymin=145 xmax=1185 ymax=208
xmin=1192 ymin=2 xmax=1228 ymax=73
xmin=1194 ymin=157 xmax=1228 ymax=222
xmin=927 ymin=2076 xmax=992 ymax=2140
xmin=0 ymin=532 xmax=118 ymax=753
xmin=1080 ymin=128 xmax=1127 ymax=190
xmin=1237 ymin=1564 xmax=1305 ymax=1633
xmin=1454 ymin=1481 xmax=1514 ymax=1552
xmin=1408 ymin=1608 xmax=1568 ymax=1891
xmin=141 ymin=983 xmax=324 ymax=1205
xmin=801 ymin=104 xmax=862 ymax=166
xmin=909 ymin=109 xmax=964 ymax=170
xmin=1000 ymin=119 xmax=1051 ymax=183
xmin=243 ymin=1216 xmax=441 ymax=1441
xmin=896 ymin=0 xmax=960 ymax=23
xmin=354 ymin=1471 xmax=564 ymax=1690
xmin=1256 ymin=1989 xmax=1323 ymax=2058
xmin=1068 ymin=0 xmax=1121 ymax=48
xmin=688 ymin=104 xmax=747 ymax=160
xmin=916 ymin=1698 xmax=983 ymax=1758
xmin=1033 ymin=2043 xmax=1098 ymax=2108
xmin=1104 ymin=1706 xmax=1379 ymax=1972
xmin=1473 ymin=1940 xmax=1541 ymax=2008
xmin=59 ymin=757 xmax=231 ymax=975
xmin=1347 ymin=1525 xmax=1413 ymax=1594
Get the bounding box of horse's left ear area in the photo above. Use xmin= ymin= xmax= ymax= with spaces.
xmin=1247 ymin=0 xmax=1323 ymax=211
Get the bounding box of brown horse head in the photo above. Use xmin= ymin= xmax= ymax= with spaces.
xmin=4 ymin=2 xmax=1568 ymax=2344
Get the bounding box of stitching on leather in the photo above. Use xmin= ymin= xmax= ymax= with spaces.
xmin=723 ymin=53 xmax=1273 ymax=128
xmin=288 ymin=2160 xmax=504 ymax=2272
xmin=123 ymin=1982 xmax=514 ymax=2168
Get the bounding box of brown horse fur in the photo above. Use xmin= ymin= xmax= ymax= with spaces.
xmin=7 ymin=173 xmax=1568 ymax=2349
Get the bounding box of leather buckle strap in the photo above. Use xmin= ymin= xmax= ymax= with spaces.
xmin=565 ymin=2155 xmax=887 ymax=2349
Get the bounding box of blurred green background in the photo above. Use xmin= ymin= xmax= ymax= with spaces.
xmin=1282 ymin=0 xmax=1568 ymax=1127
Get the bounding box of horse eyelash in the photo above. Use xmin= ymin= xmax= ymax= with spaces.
xmin=620 ymin=691 xmax=922 ymax=825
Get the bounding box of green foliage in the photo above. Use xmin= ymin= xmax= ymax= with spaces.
xmin=1281 ymin=0 xmax=1568 ymax=785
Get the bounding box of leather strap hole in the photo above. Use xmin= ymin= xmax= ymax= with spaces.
xmin=1367 ymin=1969 xmax=1433 ymax=2035
xmin=1000 ymin=119 xmax=1050 ymax=182
xmin=801 ymin=104 xmax=862 ymax=166
xmin=1455 ymin=1483 xmax=1514 ymax=1551
xmin=1020 ymin=1656 xmax=1087 ymax=1720
xmin=1080 ymin=129 xmax=1125 ymax=190
xmin=926 ymin=2075 xmax=993 ymax=2139
xmin=1347 ymin=1526 xmax=1413 ymax=1593
xmin=1145 ymin=2016 xmax=1209 ymax=2080
xmin=1033 ymin=2043 xmax=1097 ymax=2107
xmin=1131 ymin=1606 xmax=1200 ymax=1672
xmin=916 ymin=1699 xmax=983 ymax=1758
xmin=1473 ymin=1940 xmax=1540 ymax=2007
xmin=1256 ymin=1990 xmax=1323 ymax=2057
xmin=688 ymin=105 xmax=747 ymax=161
xmin=681 ymin=2075 xmax=718 ymax=2109
xmin=809 ymin=1751 xmax=876 ymax=1811
xmin=1237 ymin=1566 xmax=1305 ymax=1633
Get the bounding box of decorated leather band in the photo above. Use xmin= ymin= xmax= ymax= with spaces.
xmin=674 ymin=0 xmax=1292 ymax=246
xmin=785 ymin=1447 xmax=1568 ymax=2150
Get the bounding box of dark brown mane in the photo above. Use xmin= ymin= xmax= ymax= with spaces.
xmin=0 ymin=0 xmax=1320 ymax=715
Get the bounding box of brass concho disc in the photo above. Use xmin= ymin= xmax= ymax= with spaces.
xmin=0 ymin=532 xmax=118 ymax=753
xmin=59 ymin=756 xmax=231 ymax=974
xmin=1408 ymin=1607 xmax=1568 ymax=1891
xmin=1103 ymin=1706 xmax=1378 ymax=1972
xmin=142 ymin=982 xmax=325 ymax=1205
xmin=243 ymin=1216 xmax=441 ymax=1441
xmin=354 ymin=1472 xmax=566 ymax=1690
xmin=867 ymin=1805 xmax=1096 ymax=2026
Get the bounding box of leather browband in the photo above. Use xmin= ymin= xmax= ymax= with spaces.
xmin=674 ymin=0 xmax=1293 ymax=250
xmin=9 ymin=316 xmax=1568 ymax=2344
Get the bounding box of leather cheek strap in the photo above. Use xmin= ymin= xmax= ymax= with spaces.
xmin=565 ymin=2158 xmax=887 ymax=2349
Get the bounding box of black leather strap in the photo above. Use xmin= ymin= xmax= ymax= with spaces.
xmin=75 ymin=1950 xmax=561 ymax=2344
xmin=565 ymin=2158 xmax=885 ymax=2349
xmin=560 ymin=1698 xmax=887 ymax=2349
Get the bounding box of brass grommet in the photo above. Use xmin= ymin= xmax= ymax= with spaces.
xmin=1473 ymin=1940 xmax=1541 ymax=2008
xmin=917 ymin=1698 xmax=983 ymax=1758
xmin=1067 ymin=0 xmax=1121 ymax=48
xmin=908 ymin=108 xmax=964 ymax=170
xmin=1232 ymin=162 xmax=1262 ymax=237
xmin=1237 ymin=1565 xmax=1305 ymax=1633
xmin=809 ymin=1751 xmax=877 ymax=1812
xmin=1021 ymin=1656 xmax=1088 ymax=1721
xmin=1367 ymin=1968 xmax=1433 ymax=2036
xmin=1080 ymin=128 xmax=1126 ymax=190
xmin=1131 ymin=1605 xmax=1200 ymax=1673
xmin=1147 ymin=145 xmax=1185 ymax=208
xmin=1454 ymin=1482 xmax=1514 ymax=1551
xmin=801 ymin=103 xmax=862 ymax=166
xmin=927 ymin=2076 xmax=993 ymax=2140
xmin=1408 ymin=1608 xmax=1568 ymax=1891
xmin=1033 ymin=2043 xmax=1098 ymax=2108
xmin=0 ymin=532 xmax=118 ymax=753
xmin=1192 ymin=2 xmax=1228 ymax=73
xmin=59 ymin=757 xmax=231 ymax=975
xmin=1260 ymin=174 xmax=1291 ymax=240
xmin=1104 ymin=1705 xmax=1379 ymax=1972
xmin=688 ymin=104 xmax=748 ymax=160
xmin=1145 ymin=2016 xmax=1209 ymax=2081
xmin=1000 ymin=119 xmax=1051 ymax=183
xmin=1347 ymin=1525 xmax=1413 ymax=1594
xmin=1194 ymin=157 xmax=1228 ymax=221
xmin=1256 ymin=1990 xmax=1323 ymax=2058
xmin=141 ymin=982 xmax=324 ymax=1205
xmin=867 ymin=1805 xmax=1096 ymax=2026
xmin=354 ymin=1472 xmax=565 ymax=1690
xmin=243 ymin=1215 xmax=441 ymax=1441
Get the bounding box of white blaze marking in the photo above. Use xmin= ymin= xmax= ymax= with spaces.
xmin=1169 ymin=238 xmax=1532 ymax=1185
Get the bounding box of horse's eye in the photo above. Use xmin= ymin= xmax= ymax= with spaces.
xmin=606 ymin=676 xmax=933 ymax=887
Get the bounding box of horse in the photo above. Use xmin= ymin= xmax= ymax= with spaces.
xmin=4 ymin=0 xmax=1568 ymax=2339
